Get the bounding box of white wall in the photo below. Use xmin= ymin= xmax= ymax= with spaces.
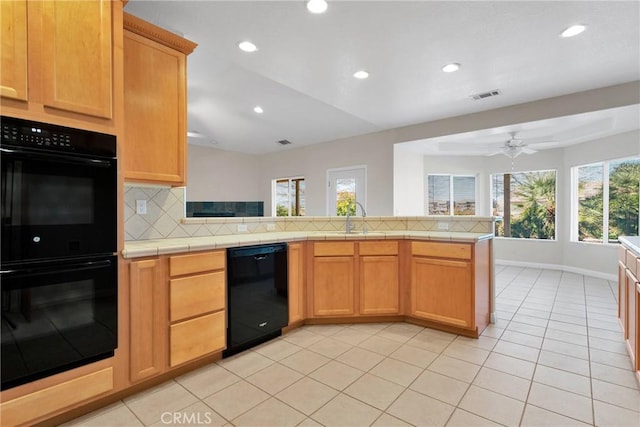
xmin=187 ymin=144 xmax=261 ymax=201
xmin=259 ymin=130 xmax=396 ymax=216
xmin=393 ymin=145 xmax=424 ymax=216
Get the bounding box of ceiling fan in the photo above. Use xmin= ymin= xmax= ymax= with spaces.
xmin=487 ymin=133 xmax=553 ymax=158
xmin=437 ymin=132 xmax=556 ymax=158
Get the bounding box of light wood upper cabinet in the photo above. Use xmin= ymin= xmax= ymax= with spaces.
xmin=41 ymin=1 xmax=113 ymax=118
xmin=123 ymin=13 xmax=196 ymax=186
xmin=1 ymin=0 xmax=116 ymax=121
xmin=0 ymin=0 xmax=28 ymax=101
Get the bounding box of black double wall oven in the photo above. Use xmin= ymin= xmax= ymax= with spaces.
xmin=1 ymin=116 xmax=118 ymax=391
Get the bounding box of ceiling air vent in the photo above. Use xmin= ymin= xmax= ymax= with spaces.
xmin=470 ymin=89 xmax=501 ymax=100
xmin=277 ymin=139 xmax=293 ymax=145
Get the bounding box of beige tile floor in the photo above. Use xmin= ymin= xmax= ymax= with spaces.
xmin=62 ymin=266 xmax=640 ymax=426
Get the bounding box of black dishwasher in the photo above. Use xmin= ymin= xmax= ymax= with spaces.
xmin=224 ymin=243 xmax=288 ymax=357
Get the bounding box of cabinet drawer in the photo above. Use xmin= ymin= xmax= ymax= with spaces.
xmin=170 ymin=271 xmax=225 ymax=322
xmin=411 ymin=241 xmax=471 ymax=260
xmin=314 ymin=242 xmax=355 ymax=256
xmin=169 ymin=251 xmax=225 ymax=277
xmin=359 ymin=241 xmax=398 ymax=256
xmin=619 ymin=246 xmax=628 ymax=263
xmin=626 ymin=250 xmax=638 ymax=277
xmin=0 ymin=368 xmax=113 ymax=426
xmin=170 ymin=311 xmax=225 ymax=367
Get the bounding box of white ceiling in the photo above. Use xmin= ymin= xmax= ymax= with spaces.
xmin=125 ymin=0 xmax=640 ymax=155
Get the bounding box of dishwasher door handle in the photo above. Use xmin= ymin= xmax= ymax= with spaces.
xmin=254 ymin=255 xmax=268 ymax=261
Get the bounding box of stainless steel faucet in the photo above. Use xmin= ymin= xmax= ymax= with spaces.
xmin=345 ymin=201 xmax=367 ymax=234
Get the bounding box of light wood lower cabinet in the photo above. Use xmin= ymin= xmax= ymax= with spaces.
xmin=288 ymin=242 xmax=306 ymax=324
xmin=309 ymin=241 xmax=401 ymax=317
xmin=618 ymin=243 xmax=640 ymax=376
xmin=0 ymin=368 xmax=113 ymax=426
xmin=411 ymin=257 xmax=472 ymax=327
xmin=129 ymin=258 xmax=168 ymax=383
xmin=127 ymin=250 xmax=227 ymax=381
xmin=312 ymin=255 xmax=356 ymax=316
xmin=168 ymin=251 xmax=226 ymax=367
xmin=170 ymin=311 xmax=225 ymax=367
xmin=410 ymin=240 xmax=490 ymax=335
xmin=359 ymin=241 xmax=400 ymax=315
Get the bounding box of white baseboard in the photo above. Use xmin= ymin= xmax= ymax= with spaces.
xmin=495 ymin=259 xmax=617 ymax=282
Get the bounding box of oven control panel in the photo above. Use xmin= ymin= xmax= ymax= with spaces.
xmin=2 ymin=122 xmax=73 ymax=149
xmin=0 ymin=116 xmax=116 ymax=158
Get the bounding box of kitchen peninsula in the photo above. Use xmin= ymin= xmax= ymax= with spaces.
xmin=124 ymin=215 xmax=496 ymax=339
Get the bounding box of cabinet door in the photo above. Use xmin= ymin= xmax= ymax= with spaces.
xmin=0 ymin=0 xmax=28 ymax=101
xmin=123 ymin=30 xmax=186 ymax=185
xmin=288 ymin=243 xmax=305 ymax=324
xmin=40 ymin=0 xmax=113 ymax=118
xmin=312 ymin=256 xmax=355 ymax=316
xmin=129 ymin=258 xmax=167 ymax=382
xmin=619 ymin=260 xmax=628 ymax=338
xmin=627 ymin=269 xmax=638 ymax=369
xmin=360 ymin=255 xmax=399 ymax=315
xmin=411 ymin=257 xmax=472 ymax=328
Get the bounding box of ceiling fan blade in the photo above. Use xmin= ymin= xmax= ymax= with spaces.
xmin=522 ymin=147 xmax=537 ymax=154
xmin=487 ymin=150 xmax=503 ymax=156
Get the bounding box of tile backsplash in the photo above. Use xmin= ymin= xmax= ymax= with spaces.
xmin=125 ymin=185 xmax=495 ymax=241
xmin=124 ymin=186 xmax=190 ymax=240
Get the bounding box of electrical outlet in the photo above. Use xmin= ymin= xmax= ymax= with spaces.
xmin=267 ymin=223 xmax=276 ymax=231
xmin=135 ymin=199 xmax=147 ymax=215
xmin=437 ymin=222 xmax=449 ymax=230
xmin=237 ymin=224 xmax=248 ymax=232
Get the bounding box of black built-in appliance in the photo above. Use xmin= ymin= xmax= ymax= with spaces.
xmin=1 ymin=116 xmax=118 ymax=390
xmin=224 ymin=243 xmax=288 ymax=357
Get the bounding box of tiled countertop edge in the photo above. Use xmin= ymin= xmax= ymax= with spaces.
xmin=620 ymin=236 xmax=640 ymax=257
xmin=123 ymin=231 xmax=494 ymax=259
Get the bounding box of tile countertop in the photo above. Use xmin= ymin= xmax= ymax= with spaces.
xmin=620 ymin=236 xmax=640 ymax=257
xmin=122 ymin=231 xmax=494 ymax=259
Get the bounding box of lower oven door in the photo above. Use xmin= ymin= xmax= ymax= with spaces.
xmin=0 ymin=256 xmax=117 ymax=390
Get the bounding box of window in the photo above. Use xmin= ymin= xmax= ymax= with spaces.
xmin=274 ymin=177 xmax=305 ymax=216
xmin=426 ymin=175 xmax=476 ymax=215
xmin=574 ymin=157 xmax=639 ymax=243
xmin=491 ymin=170 xmax=557 ymax=239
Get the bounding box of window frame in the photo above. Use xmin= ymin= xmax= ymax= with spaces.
xmin=272 ymin=176 xmax=305 ymax=216
xmin=490 ymin=168 xmax=558 ymax=241
xmin=425 ymin=174 xmax=477 ymax=216
xmin=571 ymin=156 xmax=640 ymax=245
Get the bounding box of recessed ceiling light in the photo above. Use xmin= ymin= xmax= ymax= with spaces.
xmin=353 ymin=70 xmax=369 ymax=79
xmin=442 ymin=63 xmax=460 ymax=73
xmin=238 ymin=41 xmax=258 ymax=52
xmin=253 ymin=106 xmax=264 ymax=114
xmin=307 ymin=0 xmax=328 ymax=14
xmin=187 ymin=131 xmax=204 ymax=138
xmin=561 ymin=24 xmax=586 ymax=38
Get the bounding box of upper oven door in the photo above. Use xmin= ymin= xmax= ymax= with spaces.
xmin=1 ymin=146 xmax=117 ymax=264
